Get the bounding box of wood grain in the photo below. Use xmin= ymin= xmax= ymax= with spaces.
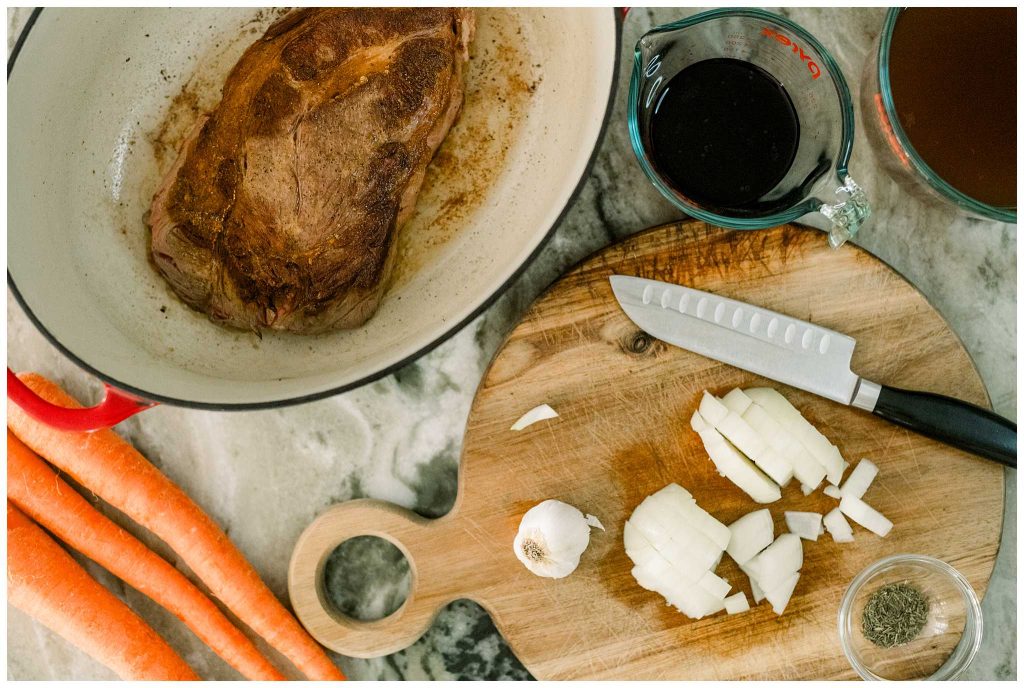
xmin=289 ymin=222 xmax=1004 ymax=679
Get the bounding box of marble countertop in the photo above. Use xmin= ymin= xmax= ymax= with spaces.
xmin=7 ymin=7 xmax=1015 ymax=681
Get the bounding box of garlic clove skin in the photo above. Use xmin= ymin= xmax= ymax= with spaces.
xmin=514 ymin=500 xmax=592 ymax=579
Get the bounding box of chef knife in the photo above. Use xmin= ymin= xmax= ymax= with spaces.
xmin=610 ymin=275 xmax=1016 ymax=467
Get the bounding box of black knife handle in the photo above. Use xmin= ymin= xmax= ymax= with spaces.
xmin=872 ymin=385 xmax=1016 ymax=468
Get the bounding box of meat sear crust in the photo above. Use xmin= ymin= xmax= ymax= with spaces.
xmin=148 ymin=8 xmax=475 ymax=333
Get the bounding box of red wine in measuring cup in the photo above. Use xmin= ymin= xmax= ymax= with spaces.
xmin=649 ymin=58 xmax=799 ymax=213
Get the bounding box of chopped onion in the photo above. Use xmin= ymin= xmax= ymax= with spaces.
xmin=745 ymin=387 xmax=847 ymax=485
xmin=726 ymin=509 xmax=774 ymax=566
xmin=716 ymin=410 xmax=768 ymax=462
xmin=698 ymin=569 xmax=732 ymax=599
xmin=823 ymin=507 xmax=854 ymax=543
xmin=722 ymin=387 xmax=754 ymax=414
xmin=748 ymin=573 xmax=765 ymax=604
xmin=839 ymin=495 xmax=893 ymax=537
xmin=698 ymin=392 xmax=730 ymax=426
xmin=694 ymin=419 xmax=781 ymax=504
xmin=823 ymin=485 xmax=842 ymax=499
xmin=703 ymin=392 xmax=795 ymax=487
xmin=585 ymin=514 xmax=605 ymax=531
xmin=800 ymin=483 xmax=814 ymax=496
xmin=784 ymin=511 xmax=824 ymax=541
xmin=839 ymin=459 xmax=878 ymax=499
xmin=625 ymin=484 xmax=731 ymax=620
xmin=510 ymin=404 xmax=559 ymax=431
xmin=631 ymin=558 xmax=725 ymax=619
xmin=629 ymin=503 xmax=719 ymax=578
xmin=746 ymin=533 xmax=802 ymax=593
xmin=742 ymin=402 xmax=825 ymax=491
xmin=648 ymin=484 xmax=731 ymax=550
xmin=693 ymin=409 xmax=781 ymax=503
xmin=764 ymin=571 xmax=800 ymax=615
xmin=749 ymin=569 xmax=765 ymax=602
xmin=724 ymin=591 xmax=750 ymax=614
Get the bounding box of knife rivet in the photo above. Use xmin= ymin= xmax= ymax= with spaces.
xmin=784 ymin=323 xmax=796 ymax=343
xmin=713 ymin=302 xmax=725 ymax=323
xmin=750 ymin=313 xmax=761 ymax=333
xmin=732 ymin=308 xmax=743 ymax=328
xmin=801 ymin=329 xmax=814 ymax=349
xmin=642 ymin=285 xmax=653 ymax=305
xmin=767 ymin=317 xmax=778 ymax=337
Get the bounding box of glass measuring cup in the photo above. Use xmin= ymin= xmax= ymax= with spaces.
xmin=629 ymin=9 xmax=870 ymax=248
xmin=861 ymin=8 xmax=1016 ymax=223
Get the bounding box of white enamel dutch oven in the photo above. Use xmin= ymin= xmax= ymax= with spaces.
xmin=8 ymin=8 xmax=621 ymax=427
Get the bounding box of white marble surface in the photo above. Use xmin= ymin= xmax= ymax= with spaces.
xmin=7 ymin=7 xmax=1016 ymax=680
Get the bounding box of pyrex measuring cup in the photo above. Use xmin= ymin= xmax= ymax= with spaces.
xmin=629 ymin=9 xmax=870 ymax=248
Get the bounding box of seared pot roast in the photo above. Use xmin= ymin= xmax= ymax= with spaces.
xmin=148 ymin=8 xmax=474 ymax=333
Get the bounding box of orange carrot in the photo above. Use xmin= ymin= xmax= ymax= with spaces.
xmin=8 ymin=373 xmax=344 ymax=681
xmin=7 ymin=502 xmax=199 ymax=681
xmin=7 ymin=430 xmax=285 ymax=681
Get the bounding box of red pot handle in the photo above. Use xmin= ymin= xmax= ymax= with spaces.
xmin=7 ymin=368 xmax=157 ymax=431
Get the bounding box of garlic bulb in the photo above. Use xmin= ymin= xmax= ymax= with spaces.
xmin=514 ymin=500 xmax=594 ymax=578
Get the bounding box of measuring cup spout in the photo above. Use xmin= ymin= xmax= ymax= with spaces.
xmin=820 ymin=175 xmax=871 ymax=248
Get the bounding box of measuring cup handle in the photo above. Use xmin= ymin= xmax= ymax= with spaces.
xmin=288 ymin=499 xmax=466 ymax=658
xmin=819 ymin=174 xmax=871 ymax=248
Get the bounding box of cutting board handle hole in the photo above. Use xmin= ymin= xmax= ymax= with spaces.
xmin=321 ymin=535 xmax=411 ymax=622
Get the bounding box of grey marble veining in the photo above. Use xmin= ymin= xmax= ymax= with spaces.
xmin=7 ymin=7 xmax=1015 ymax=681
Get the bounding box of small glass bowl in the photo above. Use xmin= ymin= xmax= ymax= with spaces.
xmin=838 ymin=555 xmax=983 ymax=680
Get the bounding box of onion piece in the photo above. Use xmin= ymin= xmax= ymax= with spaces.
xmin=628 ymin=511 xmax=718 ymax=579
xmin=748 ymin=573 xmax=765 ymax=604
xmin=839 ymin=495 xmax=893 ymax=537
xmin=722 ymin=388 xmax=754 ymax=415
xmin=764 ymin=572 xmax=800 ymax=615
xmin=693 ymin=412 xmax=781 ymax=504
xmin=625 ymin=484 xmax=731 ymax=620
xmin=839 ymin=459 xmax=878 ymax=499
xmin=726 ymin=509 xmax=774 ymax=566
xmin=784 ymin=511 xmax=824 ymax=541
xmin=632 ymin=493 xmax=721 ymax=566
xmin=724 ymin=592 xmax=750 ymax=614
xmin=651 ymin=488 xmax=731 ymax=551
xmin=823 ymin=507 xmax=854 ymax=543
xmin=698 ymin=570 xmax=732 ymax=599
xmin=746 ymin=533 xmax=802 ymax=593
xmin=823 ymin=485 xmax=842 ymax=499
xmin=631 ymin=560 xmax=723 ymax=619
xmin=510 ymin=404 xmax=559 ymax=431
xmin=585 ymin=514 xmax=605 ymax=531
xmin=704 ymin=392 xmax=795 ymax=487
xmin=742 ymin=402 xmax=826 ymax=491
xmin=745 ymin=387 xmax=847 ymax=485
xmin=698 ymin=392 xmax=730 ymax=426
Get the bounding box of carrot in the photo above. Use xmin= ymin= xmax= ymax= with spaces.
xmin=8 ymin=373 xmax=345 ymax=681
xmin=7 ymin=502 xmax=199 ymax=681
xmin=7 ymin=430 xmax=286 ymax=681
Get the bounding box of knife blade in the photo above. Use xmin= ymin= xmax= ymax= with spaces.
xmin=609 ymin=275 xmax=1016 ymax=467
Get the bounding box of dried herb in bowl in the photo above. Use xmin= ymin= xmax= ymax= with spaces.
xmin=862 ymin=582 xmax=930 ymax=648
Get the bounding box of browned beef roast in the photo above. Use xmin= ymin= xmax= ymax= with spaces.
xmin=148 ymin=8 xmax=474 ymax=333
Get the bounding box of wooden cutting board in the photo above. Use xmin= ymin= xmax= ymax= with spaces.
xmin=289 ymin=222 xmax=1004 ymax=680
